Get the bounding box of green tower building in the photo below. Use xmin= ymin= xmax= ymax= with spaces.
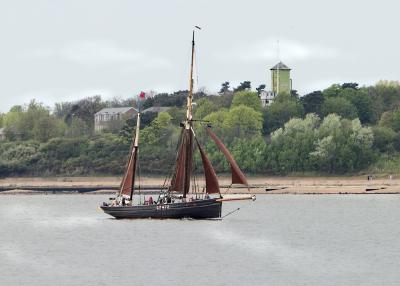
xmin=270 ymin=62 xmax=291 ymax=95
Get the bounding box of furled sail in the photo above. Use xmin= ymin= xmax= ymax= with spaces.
xmin=205 ymin=127 xmax=248 ymax=186
xmin=170 ymin=128 xmax=193 ymax=197
xmin=195 ymin=138 xmax=220 ymax=194
xmin=119 ymin=146 xmax=138 ymax=197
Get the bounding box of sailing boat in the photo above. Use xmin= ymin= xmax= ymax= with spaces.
xmin=100 ymin=28 xmax=255 ymax=219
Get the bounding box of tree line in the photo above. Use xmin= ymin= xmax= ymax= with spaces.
xmin=1 ymin=80 xmax=400 ymax=177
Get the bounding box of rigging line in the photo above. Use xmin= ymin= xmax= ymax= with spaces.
xmin=190 ymin=126 xmax=200 ymax=196
xmin=191 ymin=141 xmax=197 ymax=195
xmin=161 ymin=173 xmax=170 ymax=193
xmin=223 ymin=184 xmax=232 ymax=195
xmin=138 ymin=149 xmax=142 ymax=205
xmin=221 ymin=208 xmax=240 ymax=219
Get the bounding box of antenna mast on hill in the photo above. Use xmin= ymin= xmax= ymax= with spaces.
xmin=277 ymin=40 xmax=280 ymax=95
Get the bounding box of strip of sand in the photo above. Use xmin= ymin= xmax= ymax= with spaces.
xmin=0 ymin=176 xmax=399 ymax=195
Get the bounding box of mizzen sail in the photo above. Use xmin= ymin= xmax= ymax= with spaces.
xmin=119 ymin=146 xmax=138 ymax=196
xmin=119 ymin=109 xmax=141 ymax=199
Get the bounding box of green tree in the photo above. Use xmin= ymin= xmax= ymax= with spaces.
xmin=194 ymin=98 xmax=217 ymax=120
xmin=231 ymin=136 xmax=267 ymax=172
xmin=321 ymin=97 xmax=358 ymax=119
xmin=267 ymin=114 xmax=320 ymax=173
xmin=33 ymin=116 xmax=66 ymax=142
xmin=54 ymin=102 xmax=73 ymax=120
xmin=211 ymin=92 xmax=233 ymax=109
xmin=339 ymin=88 xmax=375 ymax=124
xmin=256 ymin=84 xmax=266 ymax=95
xmin=165 ymin=107 xmax=185 ymax=125
xmin=311 ymin=115 xmax=374 ymax=173
xmin=66 ymin=96 xmax=105 ymax=132
xmin=3 ymin=109 xmax=23 ymax=140
xmin=231 ymin=91 xmax=262 ymax=112
xmin=301 ymin=91 xmax=324 ymax=116
xmin=372 ymin=126 xmax=397 ymax=153
xmin=66 ymin=117 xmax=90 ymax=138
xmin=379 ymin=108 xmax=400 ymax=132
xmin=322 ymin=84 xmax=342 ymax=97
xmin=341 ymin=82 xmax=359 ymax=90
xmin=223 ymin=105 xmax=262 ymax=139
xmin=219 ymin=81 xmax=230 ymax=93
xmin=233 ymin=81 xmax=251 ymax=92
xmin=203 ymin=109 xmax=229 ymax=134
xmin=263 ymin=93 xmax=304 ymax=134
xmin=141 ymin=112 xmax=174 ymax=145
xmin=368 ymin=81 xmax=400 ymax=119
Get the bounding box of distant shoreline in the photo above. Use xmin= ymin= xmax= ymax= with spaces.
xmin=0 ymin=176 xmax=399 ymax=195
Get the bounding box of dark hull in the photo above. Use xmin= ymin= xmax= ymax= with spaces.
xmin=100 ymin=198 xmax=222 ymax=219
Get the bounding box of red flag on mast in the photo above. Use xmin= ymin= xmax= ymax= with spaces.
xmin=139 ymin=91 xmax=145 ymax=99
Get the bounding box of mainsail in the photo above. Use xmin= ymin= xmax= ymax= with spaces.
xmin=205 ymin=127 xmax=249 ymax=186
xmin=169 ymin=128 xmax=193 ymax=198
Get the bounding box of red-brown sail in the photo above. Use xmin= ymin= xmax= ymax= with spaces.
xmin=183 ymin=129 xmax=193 ymax=197
xmin=205 ymin=127 xmax=248 ymax=186
xmin=195 ymin=138 xmax=220 ymax=194
xmin=119 ymin=146 xmax=138 ymax=196
xmin=170 ymin=129 xmax=193 ymax=197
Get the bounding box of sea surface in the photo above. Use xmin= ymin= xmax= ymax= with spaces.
xmin=1 ymin=194 xmax=399 ymax=286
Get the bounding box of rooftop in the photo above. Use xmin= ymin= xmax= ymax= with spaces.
xmin=270 ymin=62 xmax=291 ymax=70
xmin=95 ymin=107 xmax=135 ymax=115
xmin=142 ymin=106 xmax=171 ymax=114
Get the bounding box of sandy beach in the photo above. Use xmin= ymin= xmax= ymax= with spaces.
xmin=0 ymin=175 xmax=399 ymax=194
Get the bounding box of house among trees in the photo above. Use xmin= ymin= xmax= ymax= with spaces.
xmin=260 ymin=62 xmax=292 ymax=106
xmin=94 ymin=107 xmax=137 ymax=132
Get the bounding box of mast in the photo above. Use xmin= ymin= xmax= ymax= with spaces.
xmin=183 ymin=27 xmax=200 ymax=198
xmin=276 ymin=40 xmax=280 ymax=95
xmin=186 ymin=30 xmax=195 ymax=124
xmin=170 ymin=27 xmax=201 ymax=198
xmin=129 ymin=109 xmax=141 ymax=201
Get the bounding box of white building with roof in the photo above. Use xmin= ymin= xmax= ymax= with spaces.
xmin=94 ymin=107 xmax=137 ymax=132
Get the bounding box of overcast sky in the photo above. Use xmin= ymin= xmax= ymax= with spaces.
xmin=0 ymin=0 xmax=399 ymax=112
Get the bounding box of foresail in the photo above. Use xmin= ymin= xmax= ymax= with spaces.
xmin=195 ymin=138 xmax=220 ymax=194
xmin=119 ymin=147 xmax=137 ymax=196
xmin=205 ymin=127 xmax=249 ymax=186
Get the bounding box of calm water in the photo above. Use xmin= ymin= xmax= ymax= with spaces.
xmin=1 ymin=195 xmax=399 ymax=286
